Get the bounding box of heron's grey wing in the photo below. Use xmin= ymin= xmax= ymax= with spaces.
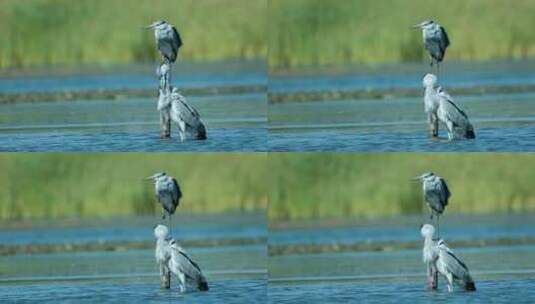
xmin=439 ymin=92 xmax=471 ymax=128
xmin=171 ymin=178 xmax=182 ymax=208
xmin=439 ymin=177 xmax=451 ymax=206
xmin=170 ymin=245 xmax=205 ymax=282
xmin=425 ymin=181 xmax=447 ymax=214
xmin=172 ymin=26 xmax=183 ymax=50
xmin=439 ymin=26 xmax=450 ymax=51
xmin=157 ymin=179 xmax=178 ymax=214
xmin=158 ymin=29 xmax=178 ymax=62
xmin=438 ymin=243 xmax=471 ymax=281
xmin=171 ymin=93 xmax=204 ymax=129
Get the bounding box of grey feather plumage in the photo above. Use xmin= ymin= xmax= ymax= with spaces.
xmin=154 ymin=225 xmax=209 ymax=292
xmin=147 ymin=172 xmax=181 ymax=218
xmin=423 ymin=175 xmax=450 ymax=216
xmin=416 ymin=20 xmax=450 ymax=65
xmin=169 ymin=240 xmax=209 ymax=291
xmin=437 ymin=87 xmax=476 ymax=139
xmin=169 ymin=88 xmax=207 ymax=141
xmin=148 ymin=20 xmax=183 ymax=63
xmin=436 ymin=240 xmax=476 ymax=291
xmin=420 ymin=224 xmax=475 ymax=292
xmin=422 ymin=74 xmax=475 ymax=140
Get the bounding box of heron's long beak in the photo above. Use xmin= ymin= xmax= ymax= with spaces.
xmin=412 ymin=23 xmax=423 ymax=29
xmin=411 ymin=176 xmax=422 ymax=181
xmin=145 ymin=23 xmax=157 ymax=29
xmin=144 ymin=176 xmax=155 ymax=181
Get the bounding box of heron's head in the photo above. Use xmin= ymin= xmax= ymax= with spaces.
xmin=420 ymin=224 xmax=435 ymax=238
xmin=412 ymin=20 xmax=435 ymax=29
xmin=154 ymin=224 xmax=169 ymax=239
xmin=422 ymin=73 xmax=438 ymax=88
xmin=146 ymin=20 xmax=167 ymax=29
xmin=145 ymin=172 xmax=167 ymax=182
xmin=412 ymin=172 xmax=435 ymax=181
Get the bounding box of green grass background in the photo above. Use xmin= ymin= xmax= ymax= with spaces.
xmin=0 ymin=0 xmax=266 ymax=68
xmin=269 ymin=0 xmax=535 ymax=70
xmin=0 ymin=153 xmax=267 ymax=220
xmin=269 ymin=153 xmax=535 ymax=221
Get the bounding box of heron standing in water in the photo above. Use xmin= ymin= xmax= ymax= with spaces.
xmin=154 ymin=224 xmax=209 ymax=293
xmin=420 ymin=224 xmax=476 ymax=292
xmin=146 ymin=172 xmax=181 ymax=234
xmin=146 ymin=20 xmax=183 ymax=64
xmin=413 ymin=20 xmax=450 ymax=75
xmin=413 ymin=172 xmax=450 ymax=237
xmin=422 ymin=74 xmax=476 ymax=140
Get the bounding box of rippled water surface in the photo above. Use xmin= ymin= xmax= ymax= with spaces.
xmin=270 ymin=61 xmax=535 ymax=152
xmin=269 ymin=93 xmax=535 ymax=151
xmin=0 ymin=62 xmax=266 ymax=152
xmin=0 ymin=213 xmax=267 ymax=303
xmin=0 ymin=94 xmax=266 ymax=151
xmin=269 ymin=214 xmax=535 ymax=303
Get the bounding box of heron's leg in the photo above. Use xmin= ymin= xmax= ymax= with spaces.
xmin=178 ymin=121 xmax=186 ymax=142
xmin=168 ymin=213 xmax=172 ymax=237
xmin=436 ymin=215 xmax=440 ymax=239
xmin=178 ymin=272 xmax=186 ymax=293
xmin=446 ymin=121 xmax=454 ymax=140
xmin=160 ymin=263 xmax=171 ymax=289
xmin=436 ymin=63 xmax=440 ymax=78
xmin=160 ymin=109 xmax=171 ymax=139
xmin=426 ymin=263 xmax=434 ymax=289
xmin=428 ymin=113 xmax=439 ymax=138
xmin=432 ymin=265 xmax=438 ymax=289
xmin=427 ymin=263 xmax=438 ymax=290
xmin=446 ymin=273 xmax=454 ymax=292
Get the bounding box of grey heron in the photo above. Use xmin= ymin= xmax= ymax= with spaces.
xmin=146 ymin=172 xmax=182 ymax=233
xmin=436 ymin=239 xmax=476 ymax=292
xmin=168 ymin=87 xmax=207 ymax=141
xmin=421 ymin=224 xmax=476 ymax=292
xmin=169 ymin=239 xmax=209 ymax=292
xmin=423 ymin=74 xmax=476 ymax=140
xmin=146 ymin=20 xmax=183 ymax=64
xmin=413 ymin=20 xmax=450 ymax=75
xmin=413 ymin=172 xmax=450 ymax=237
xmin=156 ymin=65 xmax=207 ymax=141
xmin=154 ymin=225 xmax=209 ymax=292
xmin=420 ymin=224 xmax=439 ymax=289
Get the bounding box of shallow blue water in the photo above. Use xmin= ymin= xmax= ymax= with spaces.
xmin=1 ymin=279 xmax=267 ymax=304
xmin=0 ymin=61 xmax=266 ymax=93
xmin=269 ymin=215 xmax=535 ymax=303
xmin=270 ymin=60 xmax=535 ymax=93
xmin=270 ymin=214 xmax=535 ymax=246
xmin=0 ymin=213 xmax=267 ymax=303
xmin=269 ymin=93 xmax=535 ymax=151
xmin=0 ymin=213 xmax=266 ymax=245
xmin=0 ymin=94 xmax=266 ymax=151
xmin=269 ymin=279 xmax=535 ymax=303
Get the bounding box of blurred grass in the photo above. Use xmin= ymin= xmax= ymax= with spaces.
xmin=269 ymin=153 xmax=535 ymax=221
xmin=0 ymin=153 xmax=267 ymax=220
xmin=0 ymin=0 xmax=266 ymax=68
xmin=269 ymin=0 xmax=535 ymax=70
